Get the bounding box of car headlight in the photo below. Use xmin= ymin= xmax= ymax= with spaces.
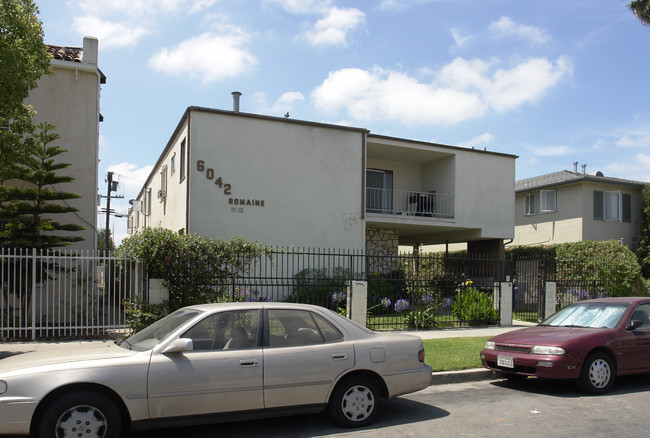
xmin=0 ymin=380 xmax=6 ymax=395
xmin=484 ymin=341 xmax=495 ymax=350
xmin=531 ymin=346 xmax=565 ymax=355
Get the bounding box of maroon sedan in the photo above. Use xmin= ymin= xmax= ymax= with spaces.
xmin=480 ymin=297 xmax=650 ymax=394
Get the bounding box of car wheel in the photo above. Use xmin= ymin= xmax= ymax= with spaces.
xmin=578 ymin=352 xmax=615 ymax=394
xmin=328 ymin=376 xmax=380 ymax=428
xmin=38 ymin=391 xmax=122 ymax=438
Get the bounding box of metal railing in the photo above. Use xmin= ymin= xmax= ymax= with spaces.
xmin=366 ymin=188 xmax=454 ymax=218
xmin=1 ymin=248 xmax=145 ymax=339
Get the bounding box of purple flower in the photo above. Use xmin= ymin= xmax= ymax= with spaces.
xmin=422 ymin=294 xmax=434 ymax=305
xmin=261 ymin=296 xmax=273 ymax=302
xmin=380 ymin=297 xmax=391 ymax=308
xmin=331 ymin=291 xmax=346 ymax=303
xmin=394 ymin=299 xmax=410 ymax=313
xmin=442 ymin=298 xmax=452 ymax=308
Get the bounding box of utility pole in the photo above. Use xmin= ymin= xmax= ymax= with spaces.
xmin=101 ymin=171 xmax=122 ymax=252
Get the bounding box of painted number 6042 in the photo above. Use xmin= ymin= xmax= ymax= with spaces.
xmin=196 ymin=160 xmax=231 ymax=195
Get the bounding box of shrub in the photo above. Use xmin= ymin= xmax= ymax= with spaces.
xmin=117 ymin=228 xmax=270 ymax=321
xmin=555 ymin=240 xmax=645 ymax=297
xmin=122 ymin=298 xmax=169 ymax=333
xmin=452 ymin=283 xmax=499 ymax=326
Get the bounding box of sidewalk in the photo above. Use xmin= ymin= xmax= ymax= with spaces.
xmin=0 ymin=322 xmax=535 ymax=385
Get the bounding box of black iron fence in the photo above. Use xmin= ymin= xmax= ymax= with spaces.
xmin=1 ymin=246 xmax=625 ymax=338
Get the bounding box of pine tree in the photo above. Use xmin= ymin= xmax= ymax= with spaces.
xmin=0 ymin=122 xmax=84 ymax=248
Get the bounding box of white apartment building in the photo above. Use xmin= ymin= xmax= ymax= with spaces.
xmin=129 ymin=94 xmax=517 ymax=258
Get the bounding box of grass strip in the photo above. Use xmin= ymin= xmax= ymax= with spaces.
xmin=422 ymin=336 xmax=491 ymax=372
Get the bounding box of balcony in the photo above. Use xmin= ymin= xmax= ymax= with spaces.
xmin=366 ymin=188 xmax=454 ymax=219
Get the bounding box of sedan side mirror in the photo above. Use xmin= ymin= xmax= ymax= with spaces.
xmin=162 ymin=338 xmax=194 ymax=354
xmin=626 ymin=320 xmax=643 ymax=331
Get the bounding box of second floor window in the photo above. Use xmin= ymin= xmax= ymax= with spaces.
xmin=525 ymin=190 xmax=556 ymax=215
xmin=594 ymin=190 xmax=631 ymax=222
xmin=366 ymin=169 xmax=393 ymax=213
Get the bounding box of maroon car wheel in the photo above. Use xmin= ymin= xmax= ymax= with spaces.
xmin=578 ymin=352 xmax=615 ymax=394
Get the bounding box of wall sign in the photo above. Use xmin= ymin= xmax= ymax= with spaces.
xmin=196 ymin=159 xmax=265 ymax=212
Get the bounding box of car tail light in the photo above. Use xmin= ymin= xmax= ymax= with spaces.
xmin=418 ymin=349 xmax=425 ymax=363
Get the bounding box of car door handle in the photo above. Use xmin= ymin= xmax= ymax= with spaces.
xmin=332 ymin=353 xmax=348 ymax=360
xmin=240 ymin=359 xmax=259 ymax=367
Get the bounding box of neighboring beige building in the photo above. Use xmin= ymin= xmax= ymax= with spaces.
xmin=513 ymin=166 xmax=646 ymax=247
xmin=24 ymin=36 xmax=105 ymax=251
xmin=129 ymin=95 xmax=517 ymax=259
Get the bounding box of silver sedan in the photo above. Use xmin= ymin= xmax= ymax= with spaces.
xmin=0 ymin=302 xmax=432 ymax=437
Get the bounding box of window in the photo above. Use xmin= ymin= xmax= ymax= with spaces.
xmin=158 ymin=165 xmax=168 ymax=201
xmin=144 ymin=189 xmax=151 ymax=216
xmin=181 ymin=310 xmax=259 ymax=351
xmin=525 ymin=190 xmax=556 ymax=215
xmin=594 ymin=190 xmax=631 ymax=222
xmin=180 ymin=138 xmax=186 ymax=181
xmin=170 ymin=153 xmax=176 ymax=175
xmin=267 ymin=309 xmax=342 ymax=347
xmin=366 ymin=169 xmax=393 ymax=213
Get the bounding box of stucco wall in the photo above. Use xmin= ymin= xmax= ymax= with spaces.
xmin=187 ymin=111 xmax=366 ymax=250
xmin=144 ymin=126 xmax=189 ymax=233
xmin=25 ymin=59 xmax=100 ymax=250
xmin=454 ymin=151 xmax=515 ymax=240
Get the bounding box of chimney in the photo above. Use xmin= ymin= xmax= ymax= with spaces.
xmin=82 ymin=36 xmax=98 ymax=65
xmin=573 ymin=161 xmax=578 ymax=172
xmin=582 ymin=164 xmax=587 ymax=174
xmin=232 ymin=91 xmax=242 ymax=112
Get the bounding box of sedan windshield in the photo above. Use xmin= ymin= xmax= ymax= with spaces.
xmin=541 ymin=302 xmax=629 ymax=329
xmin=121 ymin=309 xmax=200 ymax=351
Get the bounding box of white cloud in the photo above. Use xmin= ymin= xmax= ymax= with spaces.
xmin=107 ymin=162 xmax=154 ymax=194
xmin=311 ymin=55 xmax=571 ymax=125
xmin=486 ymin=56 xmax=572 ymax=111
xmin=449 ymin=28 xmax=472 ymax=50
xmin=148 ymin=31 xmax=258 ymax=83
xmin=489 ymin=16 xmax=550 ymax=43
xmin=616 ymin=133 xmax=650 ymax=148
xmin=303 ymin=7 xmax=366 ymax=46
xmin=457 ymin=133 xmax=496 ymax=149
xmin=72 ymin=0 xmax=218 ymax=48
xmin=269 ymin=0 xmax=332 ymax=15
xmin=73 ymin=15 xmax=150 ymax=49
xmin=270 ymin=92 xmax=305 ymax=115
xmin=602 ymin=153 xmax=650 ymax=182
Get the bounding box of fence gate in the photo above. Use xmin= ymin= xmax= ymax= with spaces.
xmin=1 ymin=248 xmax=146 ymax=340
xmin=514 ymin=259 xmax=545 ymax=322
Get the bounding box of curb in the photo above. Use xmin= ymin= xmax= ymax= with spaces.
xmin=430 ymin=368 xmax=497 ymax=386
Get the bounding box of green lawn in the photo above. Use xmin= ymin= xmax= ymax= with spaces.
xmin=422 ymin=336 xmax=490 ymax=372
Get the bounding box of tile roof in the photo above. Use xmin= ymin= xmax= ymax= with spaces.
xmin=47 ymin=45 xmax=83 ymax=63
xmin=516 ymin=170 xmax=646 ymax=193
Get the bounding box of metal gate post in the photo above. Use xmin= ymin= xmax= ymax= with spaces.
xmin=31 ymin=248 xmax=37 ymax=340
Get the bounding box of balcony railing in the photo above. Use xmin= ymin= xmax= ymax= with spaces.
xmin=366 ymin=188 xmax=454 ymax=219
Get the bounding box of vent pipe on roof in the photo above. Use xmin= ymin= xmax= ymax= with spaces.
xmin=573 ymin=161 xmax=578 ymax=172
xmin=582 ymin=164 xmax=587 ymax=174
xmin=232 ymin=91 xmax=242 ymax=112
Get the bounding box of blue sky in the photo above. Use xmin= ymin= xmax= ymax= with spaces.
xmin=36 ymin=0 xmax=650 ymax=243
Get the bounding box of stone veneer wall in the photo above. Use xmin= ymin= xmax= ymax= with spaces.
xmin=366 ymin=226 xmax=399 ymax=275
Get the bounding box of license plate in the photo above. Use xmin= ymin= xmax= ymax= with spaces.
xmin=497 ymin=355 xmax=514 ymax=368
